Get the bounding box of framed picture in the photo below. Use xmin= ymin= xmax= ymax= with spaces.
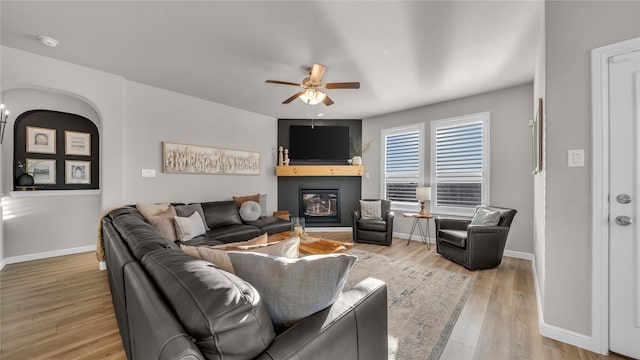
xmin=65 ymin=160 xmax=91 ymax=184
xmin=26 ymin=126 xmax=56 ymax=154
xmin=26 ymin=158 xmax=56 ymax=184
xmin=162 ymin=141 xmax=260 ymax=175
xmin=65 ymin=131 xmax=91 ymax=156
xmin=532 ymin=98 xmax=543 ymax=174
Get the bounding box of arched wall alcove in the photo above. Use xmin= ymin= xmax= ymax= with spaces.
xmin=0 ymin=87 xmax=103 ymax=259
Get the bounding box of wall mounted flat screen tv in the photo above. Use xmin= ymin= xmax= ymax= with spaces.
xmin=289 ymin=125 xmax=350 ymax=161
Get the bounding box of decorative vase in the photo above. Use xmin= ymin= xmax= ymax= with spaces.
xmin=17 ymin=173 xmax=34 ymax=186
xmin=291 ymin=217 xmax=306 ymax=237
xmin=352 ymin=155 xmax=363 ymax=166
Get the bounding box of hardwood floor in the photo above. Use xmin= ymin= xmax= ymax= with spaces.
xmin=0 ymin=234 xmax=627 ymax=359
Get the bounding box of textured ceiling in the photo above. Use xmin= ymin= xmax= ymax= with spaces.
xmin=1 ymin=1 xmax=542 ymax=119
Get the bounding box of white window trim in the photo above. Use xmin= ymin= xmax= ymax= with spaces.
xmin=380 ymin=123 xmax=425 ymax=212
xmin=430 ymin=112 xmax=490 ymax=216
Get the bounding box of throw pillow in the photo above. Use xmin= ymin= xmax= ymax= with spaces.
xmin=136 ymin=202 xmax=170 ymax=220
xmin=233 ymin=193 xmax=260 ymax=207
xmin=174 ymin=211 xmax=207 ymax=241
xmin=360 ymin=200 xmax=383 ymax=220
xmin=239 ymin=200 xmax=261 ymax=222
xmin=147 ymin=206 xmax=177 ymax=240
xmin=470 ymin=206 xmax=501 ymax=226
xmin=181 ymin=236 xmax=301 ymax=274
xmin=175 ymin=203 xmax=208 ymax=230
xmin=213 ymin=232 xmax=268 ymax=249
xmin=227 ymin=251 xmax=357 ymax=328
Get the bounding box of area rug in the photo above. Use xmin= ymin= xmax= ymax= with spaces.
xmin=345 ymin=249 xmax=474 ymax=360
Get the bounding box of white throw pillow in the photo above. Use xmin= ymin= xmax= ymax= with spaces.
xmin=470 ymin=206 xmax=501 ymax=226
xmin=174 ymin=211 xmax=207 ymax=241
xmin=359 ymin=200 xmax=383 ymax=220
xmin=227 ymin=251 xmax=357 ymax=328
xmin=239 ymin=200 xmax=261 ymax=222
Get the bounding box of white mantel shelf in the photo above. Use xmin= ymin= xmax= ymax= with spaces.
xmin=276 ymin=165 xmax=364 ymax=177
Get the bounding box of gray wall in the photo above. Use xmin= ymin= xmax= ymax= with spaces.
xmin=363 ymin=83 xmax=534 ymax=254
xmin=543 ymin=1 xmax=640 ymax=335
xmin=0 ymin=47 xmax=278 ymax=260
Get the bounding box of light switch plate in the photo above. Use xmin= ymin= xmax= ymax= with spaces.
xmin=568 ymin=149 xmax=584 ymax=167
xmin=141 ymin=169 xmax=156 ymax=177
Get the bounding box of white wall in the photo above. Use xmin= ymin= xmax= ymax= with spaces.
xmin=363 ymin=83 xmax=534 ymax=254
xmin=543 ymin=0 xmax=639 ymax=336
xmin=0 ymin=47 xmax=278 ymax=261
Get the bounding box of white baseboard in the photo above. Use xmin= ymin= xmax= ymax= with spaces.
xmin=0 ymin=258 xmax=5 ymax=271
xmin=2 ymin=245 xmax=97 ymax=266
xmin=504 ymin=250 xmax=534 ymax=260
xmin=531 ymin=257 xmax=594 ymax=351
xmin=393 ymin=231 xmax=435 ymax=243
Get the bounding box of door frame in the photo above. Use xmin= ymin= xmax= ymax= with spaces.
xmin=591 ymin=36 xmax=640 ymax=355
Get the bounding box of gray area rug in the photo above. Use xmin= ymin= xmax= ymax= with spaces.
xmin=345 ymin=249 xmax=475 ymax=360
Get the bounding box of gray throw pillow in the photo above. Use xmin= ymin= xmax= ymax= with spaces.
xmin=470 ymin=206 xmax=500 ymax=226
xmin=259 ymin=194 xmax=268 ymax=217
xmin=227 ymin=252 xmax=357 ymax=328
xmin=175 ymin=203 xmax=208 ymax=230
xmin=360 ymin=200 xmax=383 ymax=220
xmin=239 ymin=200 xmax=261 ymax=222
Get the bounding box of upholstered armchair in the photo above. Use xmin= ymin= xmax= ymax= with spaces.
xmin=352 ymin=199 xmax=394 ymax=246
xmin=435 ymin=206 xmax=517 ymax=270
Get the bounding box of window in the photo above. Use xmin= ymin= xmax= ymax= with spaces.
xmin=381 ymin=123 xmax=424 ymax=210
xmin=430 ymin=112 xmax=489 ymax=216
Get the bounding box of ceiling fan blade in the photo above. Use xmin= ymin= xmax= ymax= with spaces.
xmin=325 ymin=82 xmax=360 ymax=89
xmin=266 ymin=80 xmax=301 ymax=87
xmin=309 ymin=64 xmax=326 ymax=83
xmin=322 ymin=95 xmax=334 ymax=106
xmin=283 ymin=91 xmax=305 ymax=104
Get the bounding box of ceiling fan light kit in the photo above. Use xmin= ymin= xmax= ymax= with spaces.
xmin=265 ymin=63 xmax=360 ymax=107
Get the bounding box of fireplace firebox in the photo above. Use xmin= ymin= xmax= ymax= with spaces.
xmin=299 ymin=187 xmax=341 ymax=224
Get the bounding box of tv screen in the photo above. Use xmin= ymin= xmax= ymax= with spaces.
xmin=289 ymin=125 xmax=350 ymax=161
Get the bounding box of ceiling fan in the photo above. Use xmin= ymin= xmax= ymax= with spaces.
xmin=265 ymin=64 xmax=360 ymax=106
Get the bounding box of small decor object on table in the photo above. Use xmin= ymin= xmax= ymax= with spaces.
xmin=26 ymin=126 xmax=56 ymax=154
xmin=290 ymin=216 xmax=305 ymax=237
xmin=16 ymin=160 xmax=34 ymax=186
xmin=65 ymin=160 xmax=91 ymax=184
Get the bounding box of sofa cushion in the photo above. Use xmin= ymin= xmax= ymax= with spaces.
xmin=111 ymin=212 xmax=179 ymax=260
xmin=141 ymin=250 xmax=275 ymax=360
xmin=206 ymin=224 xmax=262 ymax=243
xmin=147 ymin=206 xmax=178 ymax=241
xmin=357 ymin=219 xmax=387 ymax=232
xmin=438 ymin=229 xmax=468 ymax=248
xmin=245 ymin=216 xmax=291 ymax=235
xmin=201 ymin=201 xmax=243 ymax=228
xmin=239 ymin=201 xmax=261 ymax=222
xmin=233 ymin=193 xmax=260 ymax=207
xmin=227 ymin=252 xmax=357 ymax=328
xmin=174 ymin=211 xmax=207 ymax=241
xmin=175 ymin=204 xmax=208 ymax=230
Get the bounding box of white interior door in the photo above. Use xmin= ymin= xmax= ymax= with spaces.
xmin=609 ymin=49 xmax=640 ymax=359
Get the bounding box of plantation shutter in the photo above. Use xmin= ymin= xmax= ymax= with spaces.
xmin=385 ymin=130 xmax=421 ymax=202
xmin=434 ymin=121 xmax=484 ymax=208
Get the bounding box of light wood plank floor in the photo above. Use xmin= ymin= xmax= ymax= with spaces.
xmin=0 ymin=234 xmax=629 ymax=359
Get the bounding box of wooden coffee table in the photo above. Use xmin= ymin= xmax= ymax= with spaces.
xmin=268 ymin=231 xmax=354 ymax=256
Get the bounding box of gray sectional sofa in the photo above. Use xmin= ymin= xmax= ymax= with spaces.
xmin=101 ymin=201 xmax=389 ymax=360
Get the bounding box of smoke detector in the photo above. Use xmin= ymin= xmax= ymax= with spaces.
xmin=38 ymin=36 xmax=59 ymax=48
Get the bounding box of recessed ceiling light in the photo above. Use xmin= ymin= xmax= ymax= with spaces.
xmin=38 ymin=36 xmax=59 ymax=48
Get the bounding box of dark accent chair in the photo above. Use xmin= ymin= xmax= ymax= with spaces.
xmin=352 ymin=199 xmax=395 ymax=246
xmin=435 ymin=206 xmax=517 ymax=270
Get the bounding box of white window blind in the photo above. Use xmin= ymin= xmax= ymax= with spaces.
xmin=382 ymin=124 xmax=424 ymax=208
xmin=430 ymin=113 xmax=489 ymax=215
